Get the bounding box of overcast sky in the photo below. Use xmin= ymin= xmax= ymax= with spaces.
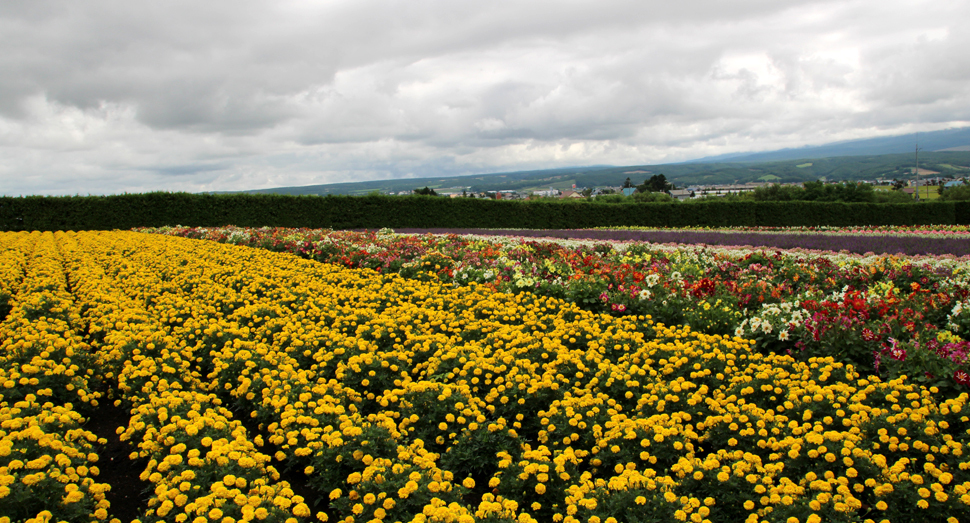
xmin=1 ymin=0 xmax=968 ymax=196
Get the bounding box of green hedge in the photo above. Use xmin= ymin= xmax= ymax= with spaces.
xmin=2 ymin=193 xmax=969 ymax=231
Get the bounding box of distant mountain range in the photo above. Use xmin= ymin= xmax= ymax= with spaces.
xmin=238 ymin=127 xmax=970 ymax=196
xmin=688 ymin=127 xmax=970 ymax=163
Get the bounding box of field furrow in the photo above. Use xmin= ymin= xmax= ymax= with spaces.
xmin=0 ymin=232 xmax=110 ymax=522
xmin=58 ymin=231 xmax=308 ymax=523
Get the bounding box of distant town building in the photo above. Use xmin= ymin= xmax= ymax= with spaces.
xmin=531 ymin=188 xmax=560 ymax=197
xmin=669 ymin=189 xmax=692 ymax=200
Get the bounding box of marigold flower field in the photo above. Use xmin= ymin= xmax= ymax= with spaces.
xmin=144 ymin=226 xmax=970 ymax=394
xmin=4 ymin=230 xmax=970 ymax=523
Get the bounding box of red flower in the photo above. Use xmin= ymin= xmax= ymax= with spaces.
xmin=955 ymin=369 xmax=970 ymax=386
xmin=890 ymin=347 xmax=907 ymax=361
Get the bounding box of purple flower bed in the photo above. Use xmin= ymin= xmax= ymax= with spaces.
xmin=387 ymin=228 xmax=970 ymax=256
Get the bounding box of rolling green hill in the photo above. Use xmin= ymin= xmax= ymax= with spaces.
xmin=238 ymin=151 xmax=970 ymax=195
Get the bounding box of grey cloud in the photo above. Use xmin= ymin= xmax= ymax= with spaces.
xmin=2 ymin=0 xmax=970 ymax=195
xmin=150 ymin=164 xmax=229 ymax=177
xmin=862 ymin=30 xmax=970 ymax=108
xmin=0 ymin=0 xmax=828 ymax=133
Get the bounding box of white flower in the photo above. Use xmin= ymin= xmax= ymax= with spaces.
xmin=779 ymin=330 xmax=789 ymax=341
xmin=639 ymin=290 xmax=652 ymax=301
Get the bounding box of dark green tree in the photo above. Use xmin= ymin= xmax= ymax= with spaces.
xmin=751 ymin=184 xmax=803 ymax=201
xmin=637 ymin=174 xmax=672 ymax=194
xmin=414 ymin=187 xmax=437 ymax=196
xmin=941 ymin=185 xmax=970 ymax=201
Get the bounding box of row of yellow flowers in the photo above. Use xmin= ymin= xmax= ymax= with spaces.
xmin=85 ymin=233 xmax=970 ymax=521
xmin=0 ymin=231 xmax=111 ymax=523
xmin=5 ymin=230 xmax=970 ymax=522
xmin=55 ymin=231 xmax=310 ymax=523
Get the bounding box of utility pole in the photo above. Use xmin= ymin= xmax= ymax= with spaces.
xmin=915 ymin=133 xmax=922 ymax=201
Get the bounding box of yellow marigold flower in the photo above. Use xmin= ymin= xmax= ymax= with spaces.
xmin=21 ymin=473 xmax=43 ymax=486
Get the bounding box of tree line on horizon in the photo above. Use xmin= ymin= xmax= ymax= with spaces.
xmin=413 ymin=175 xmax=970 ymax=205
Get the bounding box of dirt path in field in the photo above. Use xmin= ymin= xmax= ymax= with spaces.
xmin=85 ymin=402 xmax=150 ymax=523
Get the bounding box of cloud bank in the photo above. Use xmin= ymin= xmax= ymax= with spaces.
xmin=1 ymin=0 xmax=968 ymax=195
